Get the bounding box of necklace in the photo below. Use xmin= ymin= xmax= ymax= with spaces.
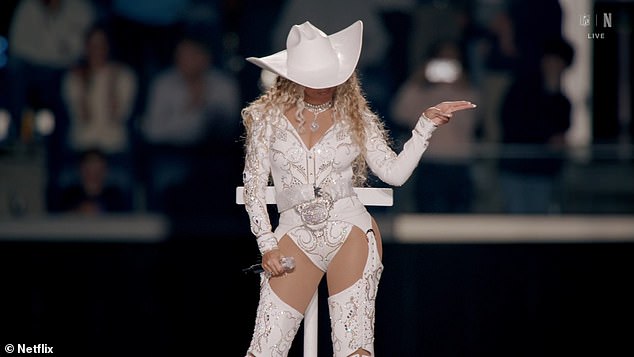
xmin=303 ymin=100 xmax=333 ymax=132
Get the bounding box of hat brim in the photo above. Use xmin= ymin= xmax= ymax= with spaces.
xmin=247 ymin=20 xmax=363 ymax=89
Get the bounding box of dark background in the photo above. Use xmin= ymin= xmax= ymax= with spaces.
xmin=1 ymin=234 xmax=633 ymax=356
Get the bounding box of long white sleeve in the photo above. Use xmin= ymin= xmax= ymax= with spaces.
xmin=242 ymin=114 xmax=277 ymax=254
xmin=364 ymin=113 xmax=437 ymax=186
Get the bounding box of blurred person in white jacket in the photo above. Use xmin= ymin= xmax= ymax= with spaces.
xmin=141 ymin=33 xmax=240 ymax=211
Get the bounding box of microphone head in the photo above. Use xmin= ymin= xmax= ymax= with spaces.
xmin=242 ymin=256 xmax=296 ymax=275
xmin=281 ymin=256 xmax=296 ymax=271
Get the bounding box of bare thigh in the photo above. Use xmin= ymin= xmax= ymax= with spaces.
xmin=327 ymin=217 xmax=383 ymax=296
xmin=268 ymin=235 xmax=325 ymax=313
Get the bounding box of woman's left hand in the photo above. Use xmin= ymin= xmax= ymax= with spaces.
xmin=423 ymin=101 xmax=477 ymax=126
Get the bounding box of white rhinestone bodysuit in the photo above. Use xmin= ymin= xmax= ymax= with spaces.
xmin=243 ymin=104 xmax=436 ymax=356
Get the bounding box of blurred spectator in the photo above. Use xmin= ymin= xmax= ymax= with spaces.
xmin=375 ymin=0 xmax=415 ymax=94
xmin=60 ymin=25 xmax=137 ymax=206
xmin=8 ymin=0 xmax=95 ymax=211
xmin=143 ymin=34 xmax=240 ymax=148
xmin=57 ymin=148 xmax=131 ymax=214
xmin=466 ymin=0 xmax=562 ymax=143
xmin=7 ymin=0 xmax=95 ymax=141
xmin=405 ymin=0 xmax=467 ymax=82
xmin=392 ymin=40 xmax=480 ymax=213
xmin=141 ymin=33 xmax=240 ymax=211
xmin=109 ymin=0 xmax=191 ymax=117
xmin=182 ymin=0 xmax=225 ymax=66
xmin=498 ymin=37 xmax=574 ymax=214
xmin=62 ymin=25 xmax=137 ymax=155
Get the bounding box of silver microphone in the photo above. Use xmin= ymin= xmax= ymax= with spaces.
xmin=242 ymin=256 xmax=296 ymax=274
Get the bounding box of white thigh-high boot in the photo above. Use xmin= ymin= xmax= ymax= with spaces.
xmin=328 ymin=231 xmax=383 ymax=357
xmin=246 ymin=278 xmax=303 ymax=357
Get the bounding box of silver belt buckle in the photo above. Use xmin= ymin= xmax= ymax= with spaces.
xmin=295 ymin=187 xmax=333 ymax=226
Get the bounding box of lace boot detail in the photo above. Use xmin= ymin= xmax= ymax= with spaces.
xmin=328 ymin=231 xmax=383 ymax=357
xmin=246 ymin=278 xmax=303 ymax=357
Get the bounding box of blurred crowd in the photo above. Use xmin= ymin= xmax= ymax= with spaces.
xmin=0 ymin=0 xmax=611 ymax=217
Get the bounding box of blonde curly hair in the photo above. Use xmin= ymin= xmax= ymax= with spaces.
xmin=242 ymin=72 xmax=390 ymax=186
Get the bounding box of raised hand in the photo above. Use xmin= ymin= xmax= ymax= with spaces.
xmin=423 ymin=100 xmax=477 ymax=126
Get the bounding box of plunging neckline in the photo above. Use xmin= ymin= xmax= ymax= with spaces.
xmin=283 ymin=114 xmax=336 ymax=151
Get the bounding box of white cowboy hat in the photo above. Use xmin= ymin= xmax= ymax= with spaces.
xmin=246 ymin=20 xmax=363 ymax=89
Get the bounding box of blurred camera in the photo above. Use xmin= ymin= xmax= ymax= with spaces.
xmin=424 ymin=59 xmax=462 ymax=84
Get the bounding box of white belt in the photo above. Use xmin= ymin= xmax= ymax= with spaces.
xmin=276 ymin=182 xmax=356 ymax=226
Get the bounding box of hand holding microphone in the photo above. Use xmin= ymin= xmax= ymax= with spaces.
xmin=243 ymin=255 xmax=296 ymax=277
